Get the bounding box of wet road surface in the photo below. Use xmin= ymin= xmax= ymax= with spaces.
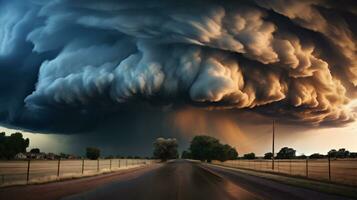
xmin=0 ymin=160 xmax=352 ymax=200
xmin=63 ymin=160 xmax=350 ymax=200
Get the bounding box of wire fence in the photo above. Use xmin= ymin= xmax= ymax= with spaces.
xmin=212 ymin=158 xmax=357 ymax=186
xmin=0 ymin=158 xmax=154 ymax=186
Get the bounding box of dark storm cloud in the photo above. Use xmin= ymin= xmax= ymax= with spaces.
xmin=0 ymin=0 xmax=357 ymax=134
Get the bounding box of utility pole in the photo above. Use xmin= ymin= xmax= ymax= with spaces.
xmin=272 ymin=120 xmax=275 ymax=170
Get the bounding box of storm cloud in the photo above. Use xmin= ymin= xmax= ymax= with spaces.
xmin=0 ymin=0 xmax=357 ymax=134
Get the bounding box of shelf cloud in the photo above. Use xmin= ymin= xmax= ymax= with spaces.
xmin=0 ymin=0 xmax=356 ymax=134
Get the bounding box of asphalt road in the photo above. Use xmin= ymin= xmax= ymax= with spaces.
xmin=0 ymin=160 xmax=352 ymax=200
xmin=63 ymin=160 xmax=350 ymax=200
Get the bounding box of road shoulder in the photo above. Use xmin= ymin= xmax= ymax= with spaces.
xmin=206 ymin=163 xmax=357 ymax=199
xmin=0 ymin=163 xmax=162 ymax=200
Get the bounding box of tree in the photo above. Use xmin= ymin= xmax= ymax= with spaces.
xmin=0 ymin=132 xmax=29 ymax=159
xmin=181 ymin=150 xmax=192 ymax=159
xmin=328 ymin=149 xmax=337 ymax=157
xmin=309 ymin=153 xmax=325 ymax=159
xmin=276 ymin=147 xmax=296 ymax=159
xmin=243 ymin=153 xmax=256 ymax=159
xmin=86 ymin=147 xmax=100 ymax=160
xmin=264 ymin=152 xmax=273 ymax=159
xmin=224 ymin=145 xmax=238 ymax=160
xmin=218 ymin=144 xmax=238 ymax=161
xmin=0 ymin=132 xmax=5 ymax=157
xmin=190 ymin=135 xmax=220 ymax=162
xmin=336 ymin=148 xmax=350 ymax=158
xmin=349 ymin=152 xmax=357 ymax=158
xmin=153 ymin=138 xmax=178 ymax=161
xmin=30 ymin=148 xmax=40 ymax=154
xmin=189 ymin=135 xmax=238 ymax=162
xmin=328 ymin=148 xmax=354 ymax=158
xmin=211 ymin=143 xmax=226 ymax=162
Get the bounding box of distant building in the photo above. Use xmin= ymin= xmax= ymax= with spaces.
xmin=67 ymin=154 xmax=77 ymax=159
xmin=26 ymin=152 xmax=46 ymax=159
xmin=13 ymin=151 xmax=80 ymax=160
xmin=59 ymin=153 xmax=78 ymax=160
xmin=14 ymin=152 xmax=27 ymax=160
xmin=45 ymin=153 xmax=59 ymax=160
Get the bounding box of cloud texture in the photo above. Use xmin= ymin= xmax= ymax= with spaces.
xmin=0 ymin=0 xmax=356 ymax=133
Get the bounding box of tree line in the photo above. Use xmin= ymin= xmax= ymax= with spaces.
xmin=0 ymin=132 xmax=29 ymax=159
xmin=152 ymin=135 xmax=357 ymax=162
xmin=153 ymin=135 xmax=238 ymax=162
xmin=238 ymin=147 xmax=357 ymax=160
xmin=2 ymin=131 xmax=356 ymax=161
xmin=261 ymin=147 xmax=357 ymax=160
xmin=0 ymin=132 xmax=149 ymax=160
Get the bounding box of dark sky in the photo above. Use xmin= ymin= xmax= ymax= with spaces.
xmin=0 ymin=0 xmax=356 ymax=155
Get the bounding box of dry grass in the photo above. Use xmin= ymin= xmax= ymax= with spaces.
xmin=0 ymin=159 xmax=153 ymax=187
xmin=213 ymin=158 xmax=357 ymax=186
xmin=208 ymin=162 xmax=357 ymax=199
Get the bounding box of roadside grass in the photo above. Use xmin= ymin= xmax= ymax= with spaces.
xmin=208 ymin=163 xmax=357 ymax=199
xmin=0 ymin=163 xmax=151 ymax=188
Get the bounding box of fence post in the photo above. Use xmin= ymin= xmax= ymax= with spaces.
xmin=26 ymin=159 xmax=31 ymax=184
xmin=82 ymin=159 xmax=84 ymax=174
xmin=110 ymin=159 xmax=112 ymax=171
xmin=119 ymin=159 xmax=121 ymax=168
xmin=260 ymin=160 xmax=262 ymax=170
xmin=289 ymin=159 xmax=292 ymax=174
xmin=97 ymin=159 xmax=99 ymax=172
xmin=328 ymin=156 xmax=331 ymax=181
xmin=57 ymin=158 xmax=61 ymax=178
xmin=306 ymin=159 xmax=309 ymax=177
xmin=126 ymin=159 xmax=128 ymax=167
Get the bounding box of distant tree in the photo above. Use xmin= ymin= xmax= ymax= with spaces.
xmin=190 ymin=135 xmax=220 ymax=162
xmin=153 ymin=138 xmax=179 ymax=161
xmin=30 ymin=148 xmax=40 ymax=154
xmin=309 ymin=153 xmax=325 ymax=159
xmin=0 ymin=132 xmax=5 ymax=158
xmin=243 ymin=153 xmax=256 ymax=159
xmin=189 ymin=135 xmax=238 ymax=162
xmin=336 ymin=148 xmax=350 ymax=158
xmin=276 ymin=147 xmax=296 ymax=159
xmin=0 ymin=132 xmax=29 ymax=160
xmin=349 ymin=152 xmax=357 ymax=158
xmin=60 ymin=153 xmax=68 ymax=159
xmin=224 ymin=145 xmax=238 ymax=160
xmin=211 ymin=143 xmax=226 ymax=162
xmin=86 ymin=147 xmax=100 ymax=160
xmin=264 ymin=152 xmax=273 ymax=159
xmin=328 ymin=149 xmax=337 ymax=158
xmin=217 ymin=144 xmax=238 ymax=161
xmin=181 ymin=150 xmax=192 ymax=159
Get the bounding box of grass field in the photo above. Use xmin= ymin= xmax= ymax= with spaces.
xmin=213 ymin=158 xmax=357 ymax=186
xmin=0 ymin=159 xmax=152 ymax=186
